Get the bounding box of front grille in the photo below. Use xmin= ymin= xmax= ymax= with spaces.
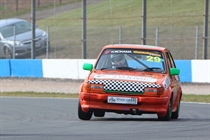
xmin=22 ymin=37 xmax=42 ymax=45
xmin=88 ymin=80 xmax=161 ymax=93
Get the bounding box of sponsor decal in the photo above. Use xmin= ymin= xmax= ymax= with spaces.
xmin=104 ymin=50 xmax=111 ymax=54
xmin=111 ymin=50 xmax=132 ymax=54
xmin=94 ymin=74 xmax=157 ymax=82
xmin=162 ymin=76 xmax=170 ymax=89
xmin=133 ymin=50 xmax=161 ymax=57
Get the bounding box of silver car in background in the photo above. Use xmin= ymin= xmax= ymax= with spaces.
xmin=0 ymin=18 xmax=50 ymax=58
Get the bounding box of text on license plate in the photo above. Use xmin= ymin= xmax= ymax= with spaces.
xmin=107 ymin=96 xmax=137 ymax=105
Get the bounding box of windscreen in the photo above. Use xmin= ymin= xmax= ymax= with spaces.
xmin=0 ymin=21 xmax=31 ymax=38
xmin=95 ymin=48 xmax=166 ymax=73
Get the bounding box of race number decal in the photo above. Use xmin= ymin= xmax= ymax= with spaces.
xmin=146 ymin=56 xmax=161 ymax=62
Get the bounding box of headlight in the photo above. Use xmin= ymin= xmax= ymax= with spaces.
xmin=144 ymin=87 xmax=164 ymax=95
xmin=82 ymin=82 xmax=91 ymax=92
xmin=6 ymin=40 xmax=20 ymax=46
xmin=42 ymin=31 xmax=47 ymax=37
xmin=14 ymin=41 xmax=20 ymax=46
xmin=91 ymin=84 xmax=104 ymax=90
xmin=81 ymin=82 xmax=104 ymax=93
xmin=144 ymin=88 xmax=158 ymax=95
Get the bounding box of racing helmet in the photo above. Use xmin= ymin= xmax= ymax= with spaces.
xmin=110 ymin=54 xmax=125 ymax=65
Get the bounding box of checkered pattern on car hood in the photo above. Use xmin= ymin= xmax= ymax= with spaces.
xmin=88 ymin=80 xmax=161 ymax=93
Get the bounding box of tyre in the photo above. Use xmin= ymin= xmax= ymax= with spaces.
xmin=5 ymin=47 xmax=12 ymax=59
xmin=171 ymin=98 xmax=181 ymax=119
xmin=158 ymin=96 xmax=173 ymax=121
xmin=94 ymin=111 xmax=105 ymax=117
xmin=78 ymin=101 xmax=92 ymax=120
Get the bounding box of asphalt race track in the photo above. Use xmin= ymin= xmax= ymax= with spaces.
xmin=0 ymin=97 xmax=210 ymax=140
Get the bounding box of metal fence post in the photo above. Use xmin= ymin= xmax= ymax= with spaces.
xmin=195 ymin=26 xmax=199 ymax=59
xmin=38 ymin=0 xmax=40 ymax=6
xmin=16 ymin=0 xmax=18 ymax=12
xmin=46 ymin=26 xmax=49 ymax=59
xmin=119 ymin=26 xmax=122 ymax=44
xmin=155 ymin=26 xmax=159 ymax=46
xmin=13 ymin=26 xmax=16 ymax=59
xmin=31 ymin=0 xmax=36 ymax=59
xmin=82 ymin=0 xmax=87 ymax=59
xmin=142 ymin=0 xmax=147 ymax=45
xmin=203 ymin=0 xmax=209 ymax=59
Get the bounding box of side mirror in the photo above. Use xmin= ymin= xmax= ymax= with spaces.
xmin=83 ymin=63 xmax=93 ymax=71
xmin=170 ymin=68 xmax=180 ymax=75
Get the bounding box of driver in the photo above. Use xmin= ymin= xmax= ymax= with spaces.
xmin=110 ymin=54 xmax=128 ymax=68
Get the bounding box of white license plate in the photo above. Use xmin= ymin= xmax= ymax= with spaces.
xmin=107 ymin=96 xmax=137 ymax=105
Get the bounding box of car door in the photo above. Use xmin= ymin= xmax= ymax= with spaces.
xmin=166 ymin=52 xmax=180 ymax=104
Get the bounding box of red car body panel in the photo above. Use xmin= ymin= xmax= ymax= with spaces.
xmin=78 ymin=44 xmax=182 ymax=120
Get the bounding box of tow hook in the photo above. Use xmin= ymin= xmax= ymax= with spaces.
xmin=131 ymin=108 xmax=142 ymax=115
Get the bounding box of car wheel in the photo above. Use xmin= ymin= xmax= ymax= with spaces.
xmin=171 ymin=98 xmax=181 ymax=119
xmin=158 ymin=95 xmax=173 ymax=121
xmin=5 ymin=47 xmax=12 ymax=59
xmin=94 ymin=111 xmax=105 ymax=117
xmin=78 ymin=101 xmax=92 ymax=120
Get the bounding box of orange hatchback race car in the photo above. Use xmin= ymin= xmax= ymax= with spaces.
xmin=78 ymin=44 xmax=182 ymax=121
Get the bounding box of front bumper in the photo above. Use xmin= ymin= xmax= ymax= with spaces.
xmin=79 ymin=92 xmax=169 ymax=116
xmin=14 ymin=40 xmax=48 ymax=58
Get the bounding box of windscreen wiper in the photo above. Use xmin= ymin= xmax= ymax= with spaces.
xmin=115 ymin=67 xmax=138 ymax=71
xmin=143 ymin=67 xmax=162 ymax=71
xmin=99 ymin=67 xmax=113 ymax=70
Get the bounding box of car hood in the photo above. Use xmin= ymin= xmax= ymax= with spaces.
xmin=88 ymin=70 xmax=169 ymax=86
xmin=5 ymin=29 xmax=44 ymax=41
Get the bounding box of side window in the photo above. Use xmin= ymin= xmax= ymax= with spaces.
xmin=167 ymin=52 xmax=180 ymax=81
xmin=95 ymin=54 xmax=111 ymax=69
xmin=168 ymin=52 xmax=176 ymax=68
xmin=166 ymin=52 xmax=172 ymax=69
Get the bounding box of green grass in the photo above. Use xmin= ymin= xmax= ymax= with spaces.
xmin=1 ymin=0 xmax=208 ymax=59
xmin=1 ymin=0 xmax=204 ymax=26
xmin=1 ymin=92 xmax=209 ymax=103
xmin=182 ymin=94 xmax=210 ymax=103
xmin=35 ymin=0 xmax=208 ymax=59
xmin=0 ymin=92 xmax=79 ymax=98
xmin=0 ymin=0 xmax=81 ymax=19
xmin=0 ymin=6 xmax=5 ymax=11
xmin=37 ymin=0 xmax=204 ymax=27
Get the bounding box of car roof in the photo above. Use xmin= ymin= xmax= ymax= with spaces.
xmin=103 ymin=44 xmax=169 ymax=52
xmin=0 ymin=18 xmax=27 ymax=28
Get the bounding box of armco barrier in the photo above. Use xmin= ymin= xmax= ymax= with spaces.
xmin=0 ymin=59 xmax=10 ymax=77
xmin=174 ymin=60 xmax=192 ymax=82
xmin=0 ymin=59 xmax=209 ymax=83
xmin=191 ymin=60 xmax=210 ymax=83
xmin=10 ymin=59 xmax=43 ymax=78
xmin=42 ymin=59 xmax=78 ymax=79
xmin=42 ymin=59 xmax=96 ymax=79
